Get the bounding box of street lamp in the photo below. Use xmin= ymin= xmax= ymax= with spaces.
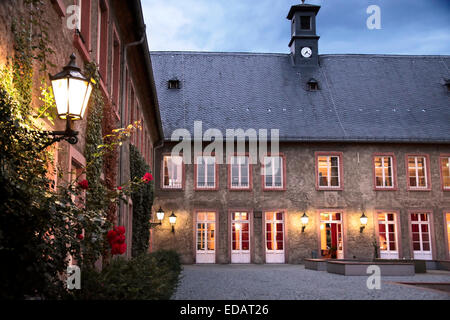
xmin=300 ymin=212 xmax=309 ymax=233
xmin=360 ymin=212 xmax=368 ymax=233
xmin=43 ymin=53 xmax=93 ymax=148
xmin=150 ymin=207 xmax=165 ymax=227
xmin=169 ymin=212 xmax=177 ymax=233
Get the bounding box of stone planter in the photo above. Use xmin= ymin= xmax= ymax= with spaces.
xmin=327 ymin=261 xmax=415 ymax=276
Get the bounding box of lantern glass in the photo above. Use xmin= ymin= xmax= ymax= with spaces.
xmin=156 ymin=208 xmax=165 ymax=221
xmin=68 ymin=77 xmax=91 ymax=120
xmin=52 ymin=78 xmax=69 ymax=119
xmin=169 ymin=213 xmax=177 ymax=225
xmin=51 ymin=64 xmax=92 ymax=120
xmin=301 ymin=213 xmax=309 ymax=226
xmin=360 ymin=214 xmax=368 ymax=225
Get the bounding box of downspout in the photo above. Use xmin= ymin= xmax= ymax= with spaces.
xmin=118 ymin=27 xmax=146 ymax=225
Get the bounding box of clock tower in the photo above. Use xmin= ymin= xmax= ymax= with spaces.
xmin=287 ymin=1 xmax=320 ymax=67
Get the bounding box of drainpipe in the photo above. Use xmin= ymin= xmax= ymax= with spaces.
xmin=117 ymin=27 xmax=146 ymax=225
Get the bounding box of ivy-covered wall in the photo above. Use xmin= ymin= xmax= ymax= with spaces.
xmin=129 ymin=144 xmax=154 ymax=257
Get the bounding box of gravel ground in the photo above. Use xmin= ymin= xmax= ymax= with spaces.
xmin=172 ymin=264 xmax=450 ymax=300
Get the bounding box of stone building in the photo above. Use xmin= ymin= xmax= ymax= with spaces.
xmin=0 ymin=0 xmax=163 ymax=258
xmin=150 ymin=3 xmax=450 ymax=264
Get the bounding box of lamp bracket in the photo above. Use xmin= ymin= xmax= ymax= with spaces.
xmin=39 ymin=118 xmax=78 ymax=150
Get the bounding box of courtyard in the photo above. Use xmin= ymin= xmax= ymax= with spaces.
xmin=172 ymin=264 xmax=450 ymax=300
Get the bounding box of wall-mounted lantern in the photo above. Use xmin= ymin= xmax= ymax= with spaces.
xmin=150 ymin=207 xmax=165 ymax=227
xmin=360 ymin=212 xmax=368 ymax=233
xmin=41 ymin=53 xmax=93 ymax=149
xmin=300 ymin=212 xmax=309 ymax=233
xmin=169 ymin=212 xmax=177 ymax=233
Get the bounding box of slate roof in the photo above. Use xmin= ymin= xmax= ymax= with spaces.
xmin=150 ymin=52 xmax=450 ymax=143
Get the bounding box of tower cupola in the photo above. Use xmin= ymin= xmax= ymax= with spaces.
xmin=287 ymin=1 xmax=320 ymax=67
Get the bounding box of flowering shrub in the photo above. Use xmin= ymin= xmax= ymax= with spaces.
xmin=0 ymin=61 xmax=152 ymax=299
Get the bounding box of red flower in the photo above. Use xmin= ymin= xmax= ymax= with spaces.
xmin=108 ymin=226 xmax=127 ymax=255
xmin=114 ymin=226 xmax=125 ymax=235
xmin=117 ymin=186 xmax=122 ymax=191
xmin=111 ymin=243 xmax=127 ymax=255
xmin=77 ymin=234 xmax=84 ymax=240
xmin=78 ymin=179 xmax=89 ymax=190
xmin=142 ymin=172 xmax=153 ymax=184
xmin=115 ymin=234 xmax=125 ymax=244
xmin=107 ymin=230 xmax=117 ymax=242
xmin=118 ymin=243 xmax=127 ymax=255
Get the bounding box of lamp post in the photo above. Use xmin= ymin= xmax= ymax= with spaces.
xmin=300 ymin=212 xmax=309 ymax=233
xmin=360 ymin=212 xmax=368 ymax=233
xmin=169 ymin=212 xmax=177 ymax=233
xmin=41 ymin=53 xmax=93 ymax=149
xmin=150 ymin=206 xmax=165 ymax=227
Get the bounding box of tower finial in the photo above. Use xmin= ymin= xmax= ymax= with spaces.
xmin=301 ymin=0 xmax=305 ymax=4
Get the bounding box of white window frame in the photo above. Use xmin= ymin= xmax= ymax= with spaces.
xmin=231 ymin=212 xmax=250 ymax=253
xmin=318 ymin=156 xmax=340 ymax=188
xmin=230 ymin=156 xmax=250 ymax=189
xmin=378 ymin=213 xmax=398 ymax=254
xmin=411 ymin=213 xmax=432 ymax=255
xmin=162 ymin=155 xmax=183 ymax=189
xmin=264 ymin=156 xmax=283 ymax=189
xmin=408 ymin=156 xmax=428 ymax=189
xmin=196 ymin=156 xmax=216 ymax=189
xmin=374 ymin=156 xmax=394 ymax=188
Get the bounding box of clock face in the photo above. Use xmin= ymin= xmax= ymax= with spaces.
xmin=301 ymin=47 xmax=312 ymax=58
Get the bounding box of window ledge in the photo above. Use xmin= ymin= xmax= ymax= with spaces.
xmin=316 ymin=187 xmax=344 ymax=191
xmin=263 ymin=187 xmax=286 ymax=191
xmin=374 ymin=187 xmax=398 ymax=191
xmin=407 ymin=188 xmax=432 ymax=192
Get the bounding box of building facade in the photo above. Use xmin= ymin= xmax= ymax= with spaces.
xmin=150 ymin=3 xmax=450 ymax=264
xmin=0 ymin=0 xmax=163 ymax=259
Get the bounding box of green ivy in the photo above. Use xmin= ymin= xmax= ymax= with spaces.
xmin=129 ymin=144 xmax=154 ymax=257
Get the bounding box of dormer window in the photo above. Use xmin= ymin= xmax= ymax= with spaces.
xmin=168 ymin=79 xmax=180 ymax=89
xmin=307 ymin=79 xmax=319 ymax=91
xmin=300 ymin=16 xmax=311 ymax=30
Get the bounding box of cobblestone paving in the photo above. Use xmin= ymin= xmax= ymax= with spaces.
xmin=172 ymin=264 xmax=450 ymax=300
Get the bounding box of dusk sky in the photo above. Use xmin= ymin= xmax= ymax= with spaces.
xmin=142 ymin=0 xmax=450 ymax=55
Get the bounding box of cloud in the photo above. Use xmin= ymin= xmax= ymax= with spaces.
xmin=142 ymin=0 xmax=450 ymax=55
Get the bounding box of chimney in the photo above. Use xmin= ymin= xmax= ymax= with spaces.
xmin=287 ymin=2 xmax=320 ymax=67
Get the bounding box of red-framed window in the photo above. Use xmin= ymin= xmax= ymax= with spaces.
xmin=161 ymin=155 xmax=184 ymax=190
xmin=97 ymin=0 xmax=109 ymax=83
xmin=124 ymin=68 xmax=129 ymax=125
xmin=112 ymin=28 xmax=121 ymax=113
xmin=406 ymin=154 xmax=431 ymax=191
xmin=439 ymin=154 xmax=450 ymax=191
xmin=73 ymin=0 xmax=91 ymax=62
xmin=373 ymin=153 xmax=397 ymax=190
xmin=262 ymin=154 xmax=286 ymax=190
xmin=194 ymin=155 xmax=219 ymax=190
xmin=376 ymin=212 xmax=399 ymax=257
xmin=315 ymin=152 xmax=343 ymax=190
xmin=129 ymin=85 xmax=135 ymax=126
xmin=228 ymin=154 xmax=252 ymax=190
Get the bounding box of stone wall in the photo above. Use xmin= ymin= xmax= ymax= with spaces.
xmin=152 ymin=141 xmax=450 ymax=264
